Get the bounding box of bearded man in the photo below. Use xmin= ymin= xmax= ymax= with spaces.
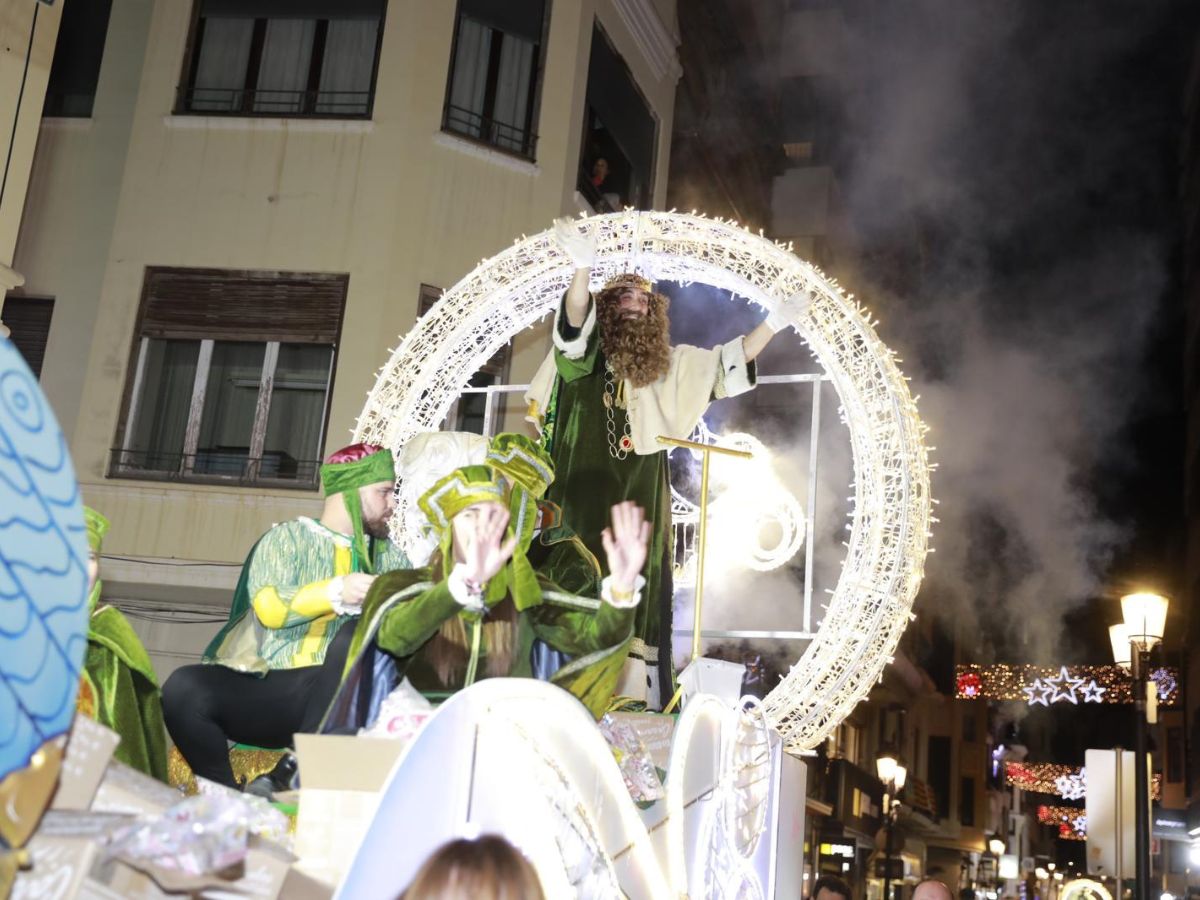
xmin=164 ymin=443 xmax=409 ymax=789
xmin=524 ymin=218 xmax=786 ymax=707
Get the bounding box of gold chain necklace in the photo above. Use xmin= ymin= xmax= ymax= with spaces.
xmin=603 ymin=363 xmax=633 ymax=459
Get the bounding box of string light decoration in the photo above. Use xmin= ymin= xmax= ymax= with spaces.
xmin=356 ymin=210 xmax=933 ymax=751
xmin=1037 ymin=805 xmax=1087 ymax=840
xmin=956 ymin=664 xmax=1180 ymax=705
xmin=1005 ymin=763 xmax=1161 ymax=800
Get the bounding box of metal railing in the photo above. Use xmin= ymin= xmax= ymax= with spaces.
xmin=109 ymin=448 xmax=321 ymax=489
xmin=177 ymin=86 xmax=373 ymax=118
xmin=442 ymin=103 xmax=537 ymax=159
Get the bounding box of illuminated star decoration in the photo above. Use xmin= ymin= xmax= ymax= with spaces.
xmin=1151 ymin=668 xmax=1177 ymax=702
xmin=1080 ymin=680 xmax=1107 ymax=703
xmin=1044 ymin=667 xmax=1086 ymax=704
xmin=955 ymin=663 xmax=1181 ymax=705
xmin=1054 ymin=769 xmax=1087 ymax=801
xmin=1024 ymin=679 xmax=1053 ymax=706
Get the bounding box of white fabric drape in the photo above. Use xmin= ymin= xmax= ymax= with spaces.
xmin=492 ymin=35 xmax=534 ymax=150
xmin=447 ymin=18 xmax=489 ymax=137
xmin=131 ymin=340 xmax=198 ymax=470
xmin=316 ymin=19 xmax=379 ymax=115
xmin=192 ymin=18 xmax=253 ymax=111
xmin=254 ymin=19 xmax=316 ymax=113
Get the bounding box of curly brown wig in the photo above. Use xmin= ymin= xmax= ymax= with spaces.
xmin=596 ymin=286 xmax=672 ymax=387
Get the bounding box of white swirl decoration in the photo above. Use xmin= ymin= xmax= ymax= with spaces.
xmin=356 ymin=210 xmax=932 ymax=751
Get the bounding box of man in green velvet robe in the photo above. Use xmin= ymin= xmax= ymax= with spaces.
xmin=523 ymin=218 xmax=786 ymax=707
xmin=76 ymin=507 xmax=168 ymax=781
xmin=324 ymin=433 xmax=650 ymax=730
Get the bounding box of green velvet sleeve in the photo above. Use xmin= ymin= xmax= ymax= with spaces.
xmin=529 ymin=585 xmax=635 ymax=658
xmin=554 ymin=296 xmax=600 ymax=383
xmin=375 ymin=581 xmax=463 ymax=658
xmin=526 ymin=538 xmax=635 ymax=657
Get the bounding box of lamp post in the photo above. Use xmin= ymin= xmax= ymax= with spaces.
xmin=988 ymin=837 xmax=1006 ymax=898
xmin=877 ymin=748 xmax=908 ymax=900
xmin=1110 ymin=592 xmax=1169 ymax=900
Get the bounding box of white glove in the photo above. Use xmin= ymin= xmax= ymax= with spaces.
xmin=764 ymin=290 xmax=812 ymax=333
xmin=553 ymin=217 xmax=596 ymax=269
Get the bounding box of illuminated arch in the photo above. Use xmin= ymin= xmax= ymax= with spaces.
xmin=355 ymin=210 xmax=932 ymax=750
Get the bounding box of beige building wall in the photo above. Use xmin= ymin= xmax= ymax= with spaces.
xmin=15 ymin=0 xmax=680 ymax=635
xmin=0 ymin=0 xmax=63 ymax=312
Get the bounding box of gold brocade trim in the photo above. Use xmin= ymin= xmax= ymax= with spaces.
xmin=0 ymin=736 xmax=65 ymax=849
xmin=628 ymin=637 xmax=657 ymax=664
xmin=168 ymin=745 xmax=287 ymax=796
xmin=75 ymin=676 xmax=97 ymax=720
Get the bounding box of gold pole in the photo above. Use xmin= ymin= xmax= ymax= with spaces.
xmin=658 ymin=435 xmax=752 ymax=714
xmin=692 ymin=448 xmax=710 ymax=663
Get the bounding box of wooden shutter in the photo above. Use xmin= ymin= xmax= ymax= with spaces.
xmin=138 ymin=267 xmax=347 ymax=344
xmin=3 ymin=296 xmax=54 ymax=378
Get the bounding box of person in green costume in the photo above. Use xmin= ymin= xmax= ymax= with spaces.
xmin=163 ymin=443 xmax=409 ymax=789
xmin=75 ymin=507 xmax=168 ymax=781
xmin=523 ymin=218 xmax=790 ymax=707
xmin=323 ymin=433 xmax=650 ymax=731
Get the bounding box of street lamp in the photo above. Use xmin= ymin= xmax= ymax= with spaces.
xmin=877 ymin=747 xmax=908 ymax=900
xmin=1112 ymin=591 xmax=1170 ymax=900
xmin=989 ymin=837 xmax=1006 ymax=857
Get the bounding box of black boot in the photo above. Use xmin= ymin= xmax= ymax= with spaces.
xmin=244 ymin=752 xmax=298 ymax=799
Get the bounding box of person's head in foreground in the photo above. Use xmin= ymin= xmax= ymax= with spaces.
xmin=912 ymin=879 xmax=954 ymax=900
xmin=401 ymin=834 xmax=545 ymax=900
xmin=813 ymin=874 xmax=853 ymax=900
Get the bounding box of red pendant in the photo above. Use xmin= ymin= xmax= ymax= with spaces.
xmin=620 ymin=435 xmax=633 ymax=451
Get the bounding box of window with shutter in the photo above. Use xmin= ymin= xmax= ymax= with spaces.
xmin=2 ymin=296 xmax=55 ymax=378
xmin=111 ymin=267 xmax=348 ymax=489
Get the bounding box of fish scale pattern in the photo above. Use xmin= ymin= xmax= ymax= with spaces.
xmin=0 ymin=338 xmax=88 ymax=781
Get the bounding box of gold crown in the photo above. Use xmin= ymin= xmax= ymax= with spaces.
xmin=602 ymin=272 xmax=654 ymax=293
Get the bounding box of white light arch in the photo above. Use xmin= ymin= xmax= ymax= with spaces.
xmin=355 ymin=210 xmax=932 ymax=751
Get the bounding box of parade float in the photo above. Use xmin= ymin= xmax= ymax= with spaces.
xmin=1 ymin=210 xmax=930 ymax=899
xmin=335 ymin=210 xmax=932 ymax=897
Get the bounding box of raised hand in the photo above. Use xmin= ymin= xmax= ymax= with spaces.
xmin=553 ymin=216 xmax=596 ymax=270
xmin=601 ymin=501 xmax=650 ymax=593
xmin=455 ymin=502 xmax=518 ymax=586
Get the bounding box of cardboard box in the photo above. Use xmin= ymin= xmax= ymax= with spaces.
xmin=12 ymin=812 xmax=133 ymax=900
xmin=90 ymin=762 xmax=182 ymax=818
xmin=292 ymin=733 xmax=407 ymax=888
xmin=52 ymin=716 xmax=121 ymax=812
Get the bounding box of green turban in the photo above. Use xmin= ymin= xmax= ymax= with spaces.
xmin=84 ymin=506 xmax=110 ymax=553
xmin=84 ymin=506 xmax=109 ymax=614
xmin=320 ymin=448 xmax=396 ymax=574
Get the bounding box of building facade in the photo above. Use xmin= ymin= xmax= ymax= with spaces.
xmin=5 ymin=0 xmax=681 ymax=678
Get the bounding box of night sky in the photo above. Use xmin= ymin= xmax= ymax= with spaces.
xmin=818 ymin=2 xmax=1198 ymax=667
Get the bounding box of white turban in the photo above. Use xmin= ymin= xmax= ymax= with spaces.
xmin=394 ymin=431 xmax=489 ymax=565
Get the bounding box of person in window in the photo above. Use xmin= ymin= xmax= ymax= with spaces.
xmin=323 ymin=433 xmax=649 ymax=732
xmin=523 ymin=218 xmax=796 ymax=708
xmin=591 ymin=156 xmax=610 ymax=188
xmin=162 ymin=443 xmax=409 ymax=790
xmin=75 ymin=507 xmax=169 ymax=782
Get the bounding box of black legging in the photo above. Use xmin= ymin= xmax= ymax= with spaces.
xmin=163 ymin=623 xmax=354 ymax=788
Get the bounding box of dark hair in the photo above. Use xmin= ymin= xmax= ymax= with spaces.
xmin=813 ymin=874 xmax=853 ymax=900
xmin=401 ymin=834 xmax=544 ymax=900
